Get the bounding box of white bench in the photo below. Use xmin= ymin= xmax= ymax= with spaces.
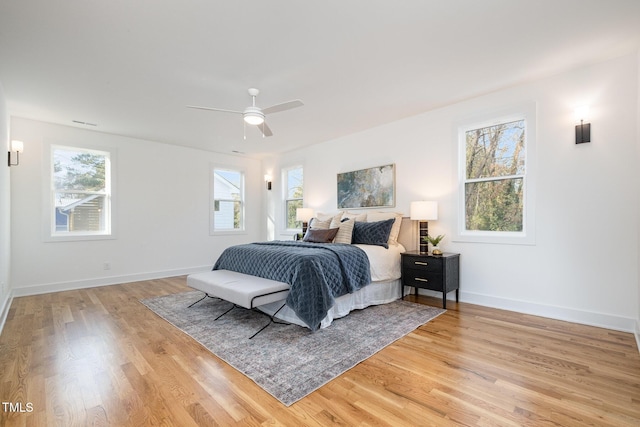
xmin=186 ymin=270 xmax=290 ymax=338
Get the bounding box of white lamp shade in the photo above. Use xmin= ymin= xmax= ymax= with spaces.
xmin=574 ymin=105 xmax=589 ymax=122
xmin=296 ymin=208 xmax=314 ymax=222
xmin=10 ymin=140 xmax=24 ymax=153
xmin=410 ymin=201 xmax=438 ymax=221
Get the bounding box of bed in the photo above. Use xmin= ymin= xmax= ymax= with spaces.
xmin=212 ymin=214 xmax=417 ymax=330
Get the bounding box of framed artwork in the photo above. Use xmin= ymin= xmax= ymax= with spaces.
xmin=337 ymin=164 xmax=395 ymax=209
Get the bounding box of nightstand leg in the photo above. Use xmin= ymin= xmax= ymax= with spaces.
xmin=456 ymin=289 xmax=459 ymax=302
xmin=442 ymin=293 xmax=446 ymax=310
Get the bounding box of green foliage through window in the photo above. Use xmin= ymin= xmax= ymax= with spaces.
xmin=285 ymin=166 xmax=304 ymax=229
xmin=464 ymin=120 xmax=525 ymax=232
xmin=52 ymin=146 xmax=111 ymax=234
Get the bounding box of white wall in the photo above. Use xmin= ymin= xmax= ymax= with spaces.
xmin=10 ymin=118 xmax=263 ymax=295
xmin=0 ymin=79 xmax=11 ymax=329
xmin=637 ymin=49 xmax=640 ymax=346
xmin=265 ymin=53 xmax=640 ymax=332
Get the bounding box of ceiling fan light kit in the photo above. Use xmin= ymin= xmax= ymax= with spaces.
xmin=187 ymin=87 xmax=303 ymax=138
xmin=243 ymin=107 xmax=265 ymax=125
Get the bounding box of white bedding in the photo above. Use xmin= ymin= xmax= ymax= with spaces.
xmin=259 ymin=242 xmax=406 ymax=329
xmin=355 ymin=242 xmax=404 ymax=282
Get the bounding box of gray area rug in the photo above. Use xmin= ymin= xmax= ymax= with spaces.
xmin=141 ymin=291 xmax=445 ymax=406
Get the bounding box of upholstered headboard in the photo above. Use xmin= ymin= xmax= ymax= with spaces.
xmin=397 ymin=217 xmax=417 ymax=252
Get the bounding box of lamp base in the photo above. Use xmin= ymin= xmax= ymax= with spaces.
xmin=418 ymin=221 xmax=429 ymax=254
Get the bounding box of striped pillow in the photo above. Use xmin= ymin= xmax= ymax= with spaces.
xmin=330 ymin=217 xmax=355 ymax=244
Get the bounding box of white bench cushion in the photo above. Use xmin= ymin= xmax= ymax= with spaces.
xmin=187 ymin=270 xmax=290 ymax=308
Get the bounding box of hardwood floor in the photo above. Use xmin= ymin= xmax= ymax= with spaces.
xmin=1 ymin=276 xmax=639 ymax=426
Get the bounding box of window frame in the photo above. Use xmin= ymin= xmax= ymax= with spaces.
xmin=282 ymin=164 xmax=304 ymax=232
xmin=43 ymin=143 xmax=116 ymax=242
xmin=210 ymin=165 xmax=246 ymax=235
xmin=454 ymin=103 xmax=537 ymax=245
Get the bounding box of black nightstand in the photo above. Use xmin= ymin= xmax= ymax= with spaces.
xmin=401 ymin=251 xmax=460 ymax=309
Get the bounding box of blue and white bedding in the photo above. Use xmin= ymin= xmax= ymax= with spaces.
xmin=212 ymin=241 xmax=372 ymax=331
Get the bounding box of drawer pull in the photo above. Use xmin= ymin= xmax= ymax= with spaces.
xmin=415 ymin=278 xmax=429 ymax=282
xmin=414 ymin=261 xmax=429 ymax=266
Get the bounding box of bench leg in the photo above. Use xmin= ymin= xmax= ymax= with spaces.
xmin=249 ymin=302 xmax=288 ymax=340
xmin=190 ymin=291 xmax=289 ymax=339
xmin=188 ymin=292 xmax=216 ymax=308
xmin=214 ymin=304 xmax=236 ymax=320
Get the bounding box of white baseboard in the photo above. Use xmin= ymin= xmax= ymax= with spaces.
xmin=11 ymin=265 xmax=212 ymax=298
xmin=0 ymin=288 xmax=14 ymax=336
xmin=635 ymin=319 xmax=640 ymax=353
xmin=416 ymin=288 xmax=636 ymax=333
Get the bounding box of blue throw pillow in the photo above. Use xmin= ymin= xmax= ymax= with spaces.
xmin=352 ymin=218 xmax=394 ymax=249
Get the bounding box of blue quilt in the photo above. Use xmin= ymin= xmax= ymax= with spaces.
xmin=212 ymin=241 xmax=371 ymax=331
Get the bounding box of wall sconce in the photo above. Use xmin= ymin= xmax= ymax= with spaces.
xmin=8 ymin=140 xmax=24 ymax=167
xmin=296 ymin=207 xmax=314 ymax=236
xmin=264 ymin=174 xmax=272 ymax=190
xmin=575 ymin=106 xmax=591 ymax=144
xmin=410 ymin=201 xmax=438 ymax=254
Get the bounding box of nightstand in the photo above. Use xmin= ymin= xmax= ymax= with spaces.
xmin=401 ymin=251 xmax=460 ymax=309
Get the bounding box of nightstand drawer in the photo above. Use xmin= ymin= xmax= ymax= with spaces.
xmin=403 ymin=271 xmax=443 ymax=291
xmin=402 ymin=256 xmax=443 ymax=273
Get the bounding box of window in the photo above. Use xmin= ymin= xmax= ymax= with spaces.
xmin=456 ymin=104 xmax=536 ymax=244
xmin=49 ymin=145 xmax=112 ymax=239
xmin=283 ymin=165 xmax=303 ymax=229
xmin=211 ymin=167 xmax=244 ymax=233
xmin=465 ymin=119 xmax=524 ymax=231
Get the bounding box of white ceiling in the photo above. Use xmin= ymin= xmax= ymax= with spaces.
xmin=1 ymin=1 xmax=639 ymax=158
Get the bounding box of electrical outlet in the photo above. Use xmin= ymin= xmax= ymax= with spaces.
xmin=103 ymin=262 xmax=111 ymax=271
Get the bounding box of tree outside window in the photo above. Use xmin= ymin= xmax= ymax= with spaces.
xmin=284 ymin=166 xmax=303 ymax=229
xmin=52 ymin=146 xmax=111 ymax=235
xmin=464 ymin=119 xmax=525 ymax=232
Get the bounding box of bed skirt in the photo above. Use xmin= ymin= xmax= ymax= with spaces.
xmin=258 ymin=279 xmax=403 ymax=329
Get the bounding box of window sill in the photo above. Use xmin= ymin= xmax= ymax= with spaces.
xmin=283 ymin=229 xmax=302 ymax=235
xmin=45 ymin=233 xmax=115 ymax=243
xmin=453 ymin=230 xmax=535 ymax=246
xmin=210 ymin=230 xmax=247 ymax=237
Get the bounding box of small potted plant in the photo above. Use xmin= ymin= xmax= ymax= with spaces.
xmin=422 ymin=234 xmax=445 ymax=255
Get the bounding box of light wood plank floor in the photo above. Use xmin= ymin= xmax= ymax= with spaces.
xmin=1 ymin=276 xmax=639 ymax=426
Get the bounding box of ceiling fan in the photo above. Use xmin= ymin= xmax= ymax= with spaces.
xmin=187 ymin=88 xmax=303 ymax=137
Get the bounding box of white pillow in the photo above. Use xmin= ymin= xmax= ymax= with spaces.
xmin=309 ymin=217 xmax=331 ymax=229
xmin=342 ymin=211 xmax=367 ymax=222
xmin=367 ymin=212 xmax=403 ymax=245
xmin=330 ymin=217 xmax=355 ymax=244
xmin=316 ymin=212 xmax=343 ymax=222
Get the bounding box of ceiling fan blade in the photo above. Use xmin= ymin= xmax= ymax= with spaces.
xmin=186 ymin=105 xmax=243 ymax=114
xmin=262 ymin=99 xmax=304 ymax=115
xmin=259 ymin=122 xmax=273 ymax=137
